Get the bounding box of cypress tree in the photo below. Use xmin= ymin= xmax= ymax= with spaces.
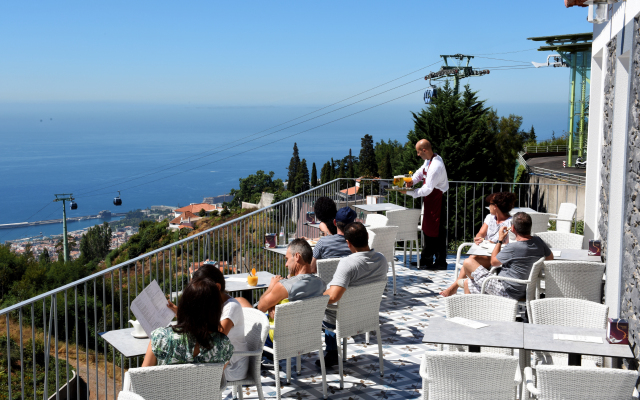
xmin=358 ymin=134 xmax=378 ymax=177
xmin=287 ymin=143 xmax=300 ymax=190
xmin=348 ymin=149 xmax=355 ymax=178
xmin=311 ymin=162 xmax=318 ymax=187
xmin=329 ymin=158 xmax=335 ymax=181
xmin=294 ymin=159 xmax=310 ymax=193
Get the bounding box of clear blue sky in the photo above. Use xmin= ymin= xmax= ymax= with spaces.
xmin=1 ymin=1 xmax=590 ymax=107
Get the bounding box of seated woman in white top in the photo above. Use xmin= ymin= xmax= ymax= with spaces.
xmin=440 ymin=192 xmax=516 ymax=297
xmin=168 ymin=263 xmax=249 ymax=381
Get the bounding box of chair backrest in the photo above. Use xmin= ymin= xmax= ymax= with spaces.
xmin=530 ymin=298 xmax=608 ymax=329
xmin=444 ymin=294 xmax=518 ymax=322
xmin=334 ymin=280 xmax=387 ymax=338
xmin=317 ymin=258 xmax=341 ymax=287
xmin=385 ymin=209 xmax=421 ymax=241
xmin=535 ymin=364 xmax=638 ymax=400
xmin=529 ymin=213 xmax=552 ymax=235
xmin=421 ymin=351 xmax=519 ymax=399
xmin=543 ymin=260 xmax=605 ymax=303
xmin=367 ymin=226 xmax=399 ymax=266
xmin=242 ymin=307 xmax=269 ymax=352
xmin=272 ymin=295 xmax=329 ymax=359
xmin=525 ymin=258 xmax=546 ymax=322
xmin=535 ymin=231 xmax=584 ymax=250
xmin=126 ymin=363 xmax=224 ymax=400
xmin=555 ymin=203 xmax=577 ymax=233
xmin=365 ymin=214 xmax=388 ymax=228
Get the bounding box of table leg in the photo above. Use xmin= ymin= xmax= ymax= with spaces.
xmin=469 ymin=345 xmax=480 ymax=353
xmin=568 ymin=353 xmax=581 ymax=366
xmin=519 ymin=349 xmax=530 ymax=399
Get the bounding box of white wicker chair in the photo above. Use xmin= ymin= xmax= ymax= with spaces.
xmin=324 ymin=280 xmax=387 ymax=389
xmin=316 ymin=258 xmax=341 ymax=287
xmin=420 ymin=351 xmax=521 ymax=400
xmin=525 ymin=365 xmax=639 ymax=400
xmin=548 ymin=202 xmax=577 ymax=234
xmin=529 ymin=212 xmax=552 ymax=235
xmin=367 ymin=226 xmax=399 ymax=295
xmin=365 ymin=214 xmax=388 ymax=227
xmin=543 ymin=260 xmax=606 ymax=303
xmin=122 ymin=363 xmax=225 ymax=400
xmin=530 ymin=298 xmax=609 ymax=368
xmin=226 ymin=308 xmax=269 ymax=400
xmin=454 ymin=242 xmax=475 ymax=280
xmin=481 ymin=257 xmax=545 ymax=322
xmin=534 ymin=231 xmax=584 ymax=250
xmin=118 ymin=392 xmax=146 ymax=400
xmin=386 ymin=209 xmax=421 ymax=265
xmin=442 ymin=294 xmax=518 ymax=354
xmin=263 ymin=295 xmax=329 ymax=400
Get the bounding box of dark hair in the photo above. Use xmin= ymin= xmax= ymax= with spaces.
xmin=512 ymin=212 xmax=532 ymax=236
xmin=336 ymin=220 xmax=348 ymax=232
xmin=314 ymin=197 xmax=338 ymax=235
xmin=172 ymin=277 xmax=223 ymax=350
xmin=343 ymin=222 xmax=368 ymax=248
xmin=486 ymin=192 xmax=516 ymax=214
xmin=287 ymin=238 xmax=313 ymax=264
xmin=192 ymin=263 xmax=225 ymax=292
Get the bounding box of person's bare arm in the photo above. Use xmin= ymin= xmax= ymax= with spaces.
xmin=323 ymin=285 xmax=347 ymax=304
xmin=220 ymin=318 xmax=234 ymax=335
xmin=545 ymin=253 xmax=555 ymax=261
xmin=257 ymin=281 xmax=288 ymax=313
xmin=475 ymin=223 xmax=489 ymax=244
xmin=141 ymin=342 xmax=157 ymax=367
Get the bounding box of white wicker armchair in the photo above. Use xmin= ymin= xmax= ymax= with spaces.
xmin=525 ymin=364 xmax=639 ymax=400
xmin=530 ymin=298 xmax=609 ymax=368
xmin=442 ymin=294 xmax=518 ymax=354
xmin=226 ymin=308 xmax=270 ymax=400
xmin=263 ymin=295 xmax=330 ymax=400
xmin=386 ymin=209 xmax=421 ymax=265
xmin=122 ymin=363 xmax=225 ymax=400
xmin=420 ymin=351 xmax=521 ymax=400
xmin=530 ymin=213 xmax=553 ymax=235
xmin=454 ymin=242 xmax=475 ymax=279
xmin=316 ymin=258 xmax=341 ymax=287
xmin=367 ymin=226 xmax=399 ymax=295
xmin=548 ymin=202 xmax=577 ymax=234
xmin=480 ymin=257 xmax=545 ymax=322
xmin=543 ymin=260 xmax=606 ymax=303
xmin=324 ymin=280 xmax=387 ymax=389
xmin=365 ymin=214 xmax=388 ymax=227
xmin=534 ymin=231 xmax=584 ymax=250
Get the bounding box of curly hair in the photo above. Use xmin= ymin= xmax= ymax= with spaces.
xmin=313 ymin=197 xmax=337 ymax=234
xmin=486 ymin=192 xmax=517 ymax=214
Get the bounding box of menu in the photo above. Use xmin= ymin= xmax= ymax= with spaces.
xmin=130 ymin=280 xmax=175 ymax=336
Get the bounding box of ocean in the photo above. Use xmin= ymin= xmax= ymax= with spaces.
xmin=0 ymin=101 xmax=567 ymax=242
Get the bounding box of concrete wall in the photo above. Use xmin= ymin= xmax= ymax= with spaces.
xmin=523 ymin=176 xmax=585 ymax=220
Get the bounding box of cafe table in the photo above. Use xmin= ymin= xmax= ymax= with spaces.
xmin=353 ymin=203 xmax=407 ymax=213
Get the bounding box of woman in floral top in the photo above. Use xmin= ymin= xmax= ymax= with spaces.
xmin=141 ymin=277 xmax=234 ymax=367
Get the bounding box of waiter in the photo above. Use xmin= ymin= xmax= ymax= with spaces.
xmin=404 ymin=139 xmax=449 ymax=270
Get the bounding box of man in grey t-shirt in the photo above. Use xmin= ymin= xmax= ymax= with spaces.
xmin=310 ymin=206 xmax=357 ymax=273
xmin=316 ymin=222 xmax=388 ymax=368
xmin=464 ymin=212 xmax=554 ymax=300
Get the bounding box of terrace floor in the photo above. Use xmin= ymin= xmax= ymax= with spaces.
xmin=223 ymin=253 xmax=459 ymax=400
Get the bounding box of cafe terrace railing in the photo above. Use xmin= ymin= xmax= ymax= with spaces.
xmin=0 ymin=178 xmax=583 ymax=400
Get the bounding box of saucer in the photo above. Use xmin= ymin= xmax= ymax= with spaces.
xmin=131 ymin=332 xmax=148 ymax=339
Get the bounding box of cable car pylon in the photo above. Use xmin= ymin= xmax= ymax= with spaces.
xmin=53 ymin=193 xmax=75 ymax=263
xmin=424 ymin=54 xmax=490 ymax=97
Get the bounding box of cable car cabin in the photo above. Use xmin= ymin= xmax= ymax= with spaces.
xmin=424 ymin=87 xmax=438 ymax=104
xmin=113 ymin=197 xmax=122 ymax=206
xmin=70 ymin=201 xmax=78 ymax=210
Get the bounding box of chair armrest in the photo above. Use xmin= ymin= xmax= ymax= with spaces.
xmin=233 ymin=350 xmax=264 ymax=357
xmin=418 ymin=354 xmax=431 ymax=382
xmin=524 ymin=367 xmax=540 ymax=397
xmin=488 ymin=266 xmax=501 ymax=274
xmin=547 ymin=213 xmax=558 ymax=218
xmin=326 ymin=304 xmax=339 ymax=311
xmin=269 ymin=324 xmax=275 ymax=330
xmin=514 ymin=363 xmax=522 ymax=386
xmin=262 ymin=346 xmax=274 ymax=355
xmin=480 ymin=275 xmax=530 ymax=294
xmin=455 ymin=242 xmax=476 ymax=276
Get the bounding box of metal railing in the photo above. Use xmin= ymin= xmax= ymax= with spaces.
xmin=524 ymin=145 xmax=568 ymax=153
xmin=518 ymin=152 xmax=586 ymax=186
xmin=0 ymin=178 xmax=583 ymax=399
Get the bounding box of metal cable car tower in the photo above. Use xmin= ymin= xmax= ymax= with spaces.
xmin=424 ymin=54 xmax=491 ymax=96
xmin=53 ymin=193 xmax=75 ymax=263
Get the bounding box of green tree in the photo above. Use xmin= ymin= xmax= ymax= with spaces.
xmin=294 ymin=158 xmax=310 ymax=193
xmin=311 ymin=162 xmax=318 ymax=187
xmin=358 ymin=134 xmax=378 ymax=177
xmin=229 ymin=170 xmax=286 ymax=207
xmin=198 ymin=208 xmax=207 ymax=217
xmin=347 ymin=148 xmax=355 ymax=178
xmin=80 ymin=222 xmax=113 ymax=262
xmin=487 ymin=111 xmax=527 ymax=179
xmin=287 ymin=143 xmax=301 ymax=190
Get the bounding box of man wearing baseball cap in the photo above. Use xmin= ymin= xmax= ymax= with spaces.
xmin=310 ymin=206 xmax=357 ymax=273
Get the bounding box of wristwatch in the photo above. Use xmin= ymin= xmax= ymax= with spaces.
xmin=498 ymin=240 xmax=503 ymax=244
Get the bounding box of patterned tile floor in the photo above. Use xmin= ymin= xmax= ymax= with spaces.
xmin=223 ymin=254 xmax=460 ymax=399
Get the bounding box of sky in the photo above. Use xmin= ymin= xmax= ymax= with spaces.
xmin=0 ymin=1 xmax=591 ymax=107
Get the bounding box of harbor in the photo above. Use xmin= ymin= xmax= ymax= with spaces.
xmin=0 ymin=210 xmax=127 ymax=229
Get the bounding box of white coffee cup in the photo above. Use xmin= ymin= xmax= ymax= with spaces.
xmin=129 ymin=320 xmax=147 ymax=338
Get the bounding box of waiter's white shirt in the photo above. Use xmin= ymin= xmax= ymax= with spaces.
xmin=407 ymin=154 xmax=449 ymax=198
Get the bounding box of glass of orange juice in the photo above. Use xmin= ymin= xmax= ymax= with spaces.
xmin=403 ymin=174 xmax=413 ymax=188
xmin=247 ymin=268 xmax=258 ymax=286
